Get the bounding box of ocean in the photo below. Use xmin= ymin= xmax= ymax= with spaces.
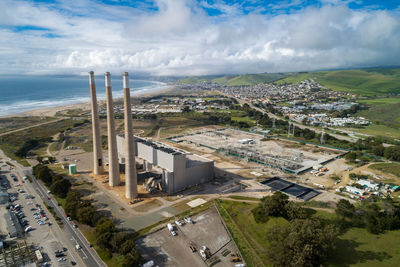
xmin=0 ymin=75 xmax=167 ymax=116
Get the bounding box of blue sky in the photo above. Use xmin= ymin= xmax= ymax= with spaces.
xmin=0 ymin=0 xmax=399 ymax=75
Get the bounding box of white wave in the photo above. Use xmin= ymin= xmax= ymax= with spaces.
xmin=0 ymin=81 xmax=168 ymax=116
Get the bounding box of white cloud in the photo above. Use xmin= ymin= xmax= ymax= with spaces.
xmin=0 ymin=0 xmax=399 ymax=75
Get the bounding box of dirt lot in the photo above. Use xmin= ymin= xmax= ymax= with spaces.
xmin=137 ymin=207 xmax=241 ymax=267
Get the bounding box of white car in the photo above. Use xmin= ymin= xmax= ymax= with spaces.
xmin=175 ymin=220 xmax=183 ymax=226
xmin=57 ymin=257 xmax=66 ymax=262
xmin=170 ymin=230 xmax=177 ymax=236
xmin=24 ymin=226 xmax=32 ymax=232
xmin=184 ymin=217 xmax=193 ymax=224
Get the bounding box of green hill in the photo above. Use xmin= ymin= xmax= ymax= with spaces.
xmin=276 ymin=69 xmax=400 ymax=96
xmin=177 ymin=73 xmax=288 ymax=86
xmin=177 ymin=68 xmax=400 ymax=96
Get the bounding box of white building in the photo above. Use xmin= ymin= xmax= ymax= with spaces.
xmin=117 ymin=135 xmax=214 ymax=194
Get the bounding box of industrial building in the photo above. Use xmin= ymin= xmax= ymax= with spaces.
xmin=89 ymin=71 xmax=215 ymax=198
xmin=117 ymin=135 xmax=214 ymax=194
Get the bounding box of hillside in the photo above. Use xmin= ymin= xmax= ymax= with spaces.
xmin=177 ymin=73 xmax=288 ymax=86
xmin=276 ymin=68 xmax=400 ymax=96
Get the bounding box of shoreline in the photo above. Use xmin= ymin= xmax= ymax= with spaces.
xmin=1 ymin=85 xmax=174 ymax=118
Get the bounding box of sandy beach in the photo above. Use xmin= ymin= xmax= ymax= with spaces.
xmin=5 ymin=86 xmax=174 ymax=118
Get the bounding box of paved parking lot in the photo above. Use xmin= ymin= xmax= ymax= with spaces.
xmin=0 ymin=162 xmax=77 ymax=266
xmin=138 ymin=207 xmax=242 ymax=267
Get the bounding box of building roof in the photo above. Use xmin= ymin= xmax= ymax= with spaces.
xmin=5 ymin=210 xmax=23 ymax=237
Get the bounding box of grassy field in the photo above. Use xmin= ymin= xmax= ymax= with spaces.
xmin=216 ymin=199 xmax=400 ymax=267
xmin=346 ymin=124 xmax=400 ymax=139
xmin=369 ymin=163 xmax=400 ymax=178
xmin=0 ymin=119 xmax=80 ymax=159
xmin=276 ymin=69 xmax=400 ymax=96
xmin=0 ymin=116 xmax=56 ymax=134
xmin=343 ymin=97 xmax=400 ymax=139
xmin=327 ymin=228 xmax=400 ymax=267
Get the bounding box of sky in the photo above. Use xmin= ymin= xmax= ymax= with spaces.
xmin=0 ymin=0 xmax=399 ymax=76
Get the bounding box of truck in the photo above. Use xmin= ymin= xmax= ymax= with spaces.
xmin=200 ymin=246 xmax=211 ymax=259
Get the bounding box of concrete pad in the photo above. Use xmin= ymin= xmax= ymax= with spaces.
xmin=187 ymin=198 xmax=207 ymax=208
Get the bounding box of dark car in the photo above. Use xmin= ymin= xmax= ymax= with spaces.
xmin=70 ymin=261 xmax=76 ymax=266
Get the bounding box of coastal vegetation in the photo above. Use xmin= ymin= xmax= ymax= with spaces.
xmin=0 ymin=118 xmax=83 ymax=159
xmin=369 ymin=163 xmax=400 ymax=178
xmin=216 ymin=193 xmax=400 ymax=267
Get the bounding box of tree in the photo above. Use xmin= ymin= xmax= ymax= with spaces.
xmin=96 ymin=232 xmax=113 ymax=250
xmin=266 ymin=218 xmax=338 ymax=267
xmin=372 ymin=144 xmax=385 ymax=157
xmin=95 ymin=218 xmax=116 ymax=235
xmin=336 ymin=199 xmax=355 ymax=218
xmin=384 ymin=146 xmax=400 ymax=161
xmin=122 ymin=250 xmax=142 ymax=267
xmin=35 ymin=165 xmax=53 ymax=186
xmin=110 ymin=232 xmax=128 ymax=253
xmin=286 ymin=202 xmax=309 ymax=220
xmin=65 ymin=191 xmax=82 ymax=219
xmin=252 ymin=192 xmax=289 ymax=222
xmin=119 ymin=239 xmax=136 ymax=255
xmin=77 ymin=206 xmax=99 ymax=227
xmin=50 ymin=178 xmax=71 ymax=198
xmin=182 ymin=106 xmax=191 ymax=112
xmin=345 ymin=152 xmax=357 ymax=162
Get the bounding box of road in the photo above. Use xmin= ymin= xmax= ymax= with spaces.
xmin=0 ymin=118 xmax=65 ymax=137
xmin=0 ymin=149 xmax=105 ymax=267
xmin=30 ymin=176 xmax=105 ymax=267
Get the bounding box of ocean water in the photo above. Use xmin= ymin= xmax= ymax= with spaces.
xmin=0 ymin=75 xmax=167 ymax=116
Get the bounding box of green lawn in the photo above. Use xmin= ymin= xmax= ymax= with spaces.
xmin=358 ymin=98 xmax=400 ymax=105
xmin=216 ymin=199 xmax=400 ymax=267
xmin=369 ymin=163 xmax=400 ymax=178
xmin=346 ymin=124 xmax=400 ymax=139
xmin=228 ymin=195 xmax=260 ymax=201
xmin=338 ymin=97 xmax=400 ymax=139
xmin=327 ymin=228 xmax=400 ymax=267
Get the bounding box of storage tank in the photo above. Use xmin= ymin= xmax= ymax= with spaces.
xmin=69 ymin=164 xmax=77 ymax=175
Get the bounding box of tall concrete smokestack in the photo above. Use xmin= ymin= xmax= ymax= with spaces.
xmin=89 ymin=71 xmax=104 ymax=175
xmin=105 ymin=72 xmax=120 ymax=186
xmin=123 ymin=72 xmax=138 ymax=199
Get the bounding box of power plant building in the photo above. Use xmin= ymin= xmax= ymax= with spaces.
xmin=117 ymin=135 xmax=214 ymax=194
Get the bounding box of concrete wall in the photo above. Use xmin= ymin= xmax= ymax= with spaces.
xmin=156 ymin=149 xmax=175 ymax=172
xmin=137 ymin=141 xmax=155 ymax=164
xmin=186 ymin=161 xmax=214 ymax=185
